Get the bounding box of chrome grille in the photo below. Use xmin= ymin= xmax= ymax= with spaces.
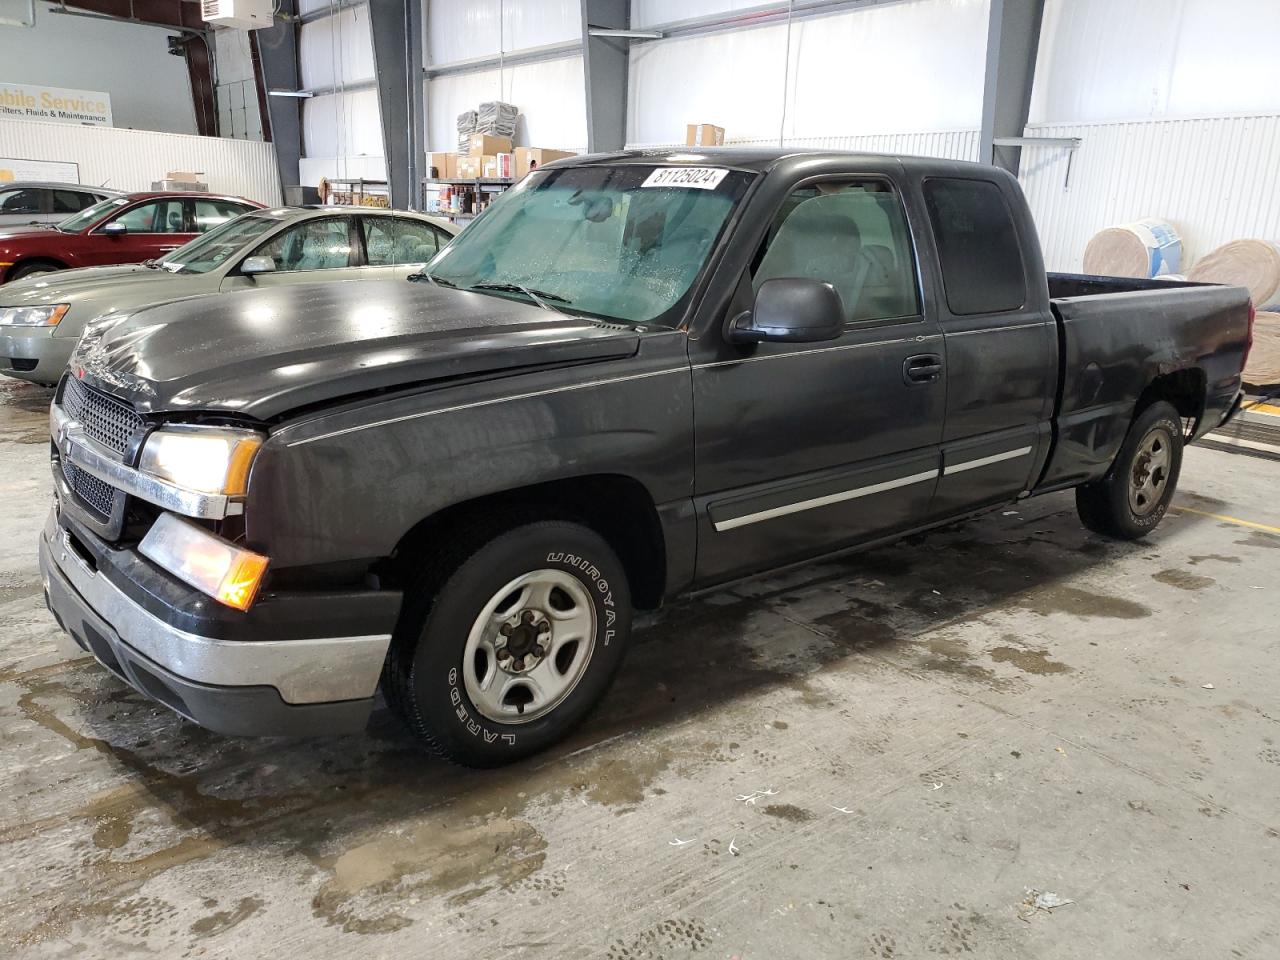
xmin=61 ymin=460 xmax=114 ymax=520
xmin=62 ymin=376 xmax=143 ymax=457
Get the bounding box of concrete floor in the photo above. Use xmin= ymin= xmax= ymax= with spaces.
xmin=2 ymin=374 xmax=1278 ymax=960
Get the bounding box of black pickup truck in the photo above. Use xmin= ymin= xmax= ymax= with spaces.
xmin=41 ymin=149 xmax=1252 ymax=766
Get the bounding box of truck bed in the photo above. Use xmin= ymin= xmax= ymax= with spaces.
xmin=1037 ymin=272 xmax=1252 ymax=491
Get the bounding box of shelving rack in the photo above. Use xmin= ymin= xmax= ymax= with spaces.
xmin=422 ymin=177 xmax=515 ymax=223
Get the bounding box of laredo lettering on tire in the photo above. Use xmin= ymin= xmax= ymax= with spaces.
xmin=384 ymin=521 xmax=632 ymax=767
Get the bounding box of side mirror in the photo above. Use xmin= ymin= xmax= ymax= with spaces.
xmin=100 ymin=222 xmax=127 ymax=237
xmin=727 ymin=277 xmax=845 ymax=344
xmin=240 ymin=256 xmax=276 ymax=276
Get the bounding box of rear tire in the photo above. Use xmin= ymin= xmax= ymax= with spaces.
xmin=384 ymin=520 xmax=632 ymax=767
xmin=1075 ymin=400 xmax=1183 ymax=540
xmin=7 ymin=260 xmax=62 ymax=282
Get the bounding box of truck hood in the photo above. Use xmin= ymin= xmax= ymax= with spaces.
xmin=73 ymin=279 xmax=642 ymax=419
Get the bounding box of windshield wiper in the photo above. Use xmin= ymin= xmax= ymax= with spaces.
xmin=408 ymin=271 xmax=458 ymax=288
xmin=142 ymin=259 xmax=162 ymax=269
xmin=468 ymin=282 xmax=572 ymax=311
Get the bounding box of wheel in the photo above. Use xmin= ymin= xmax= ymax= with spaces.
xmin=384 ymin=520 xmax=632 ymax=767
xmin=7 ymin=261 xmax=62 ymax=282
xmin=1075 ymin=400 xmax=1183 ymax=539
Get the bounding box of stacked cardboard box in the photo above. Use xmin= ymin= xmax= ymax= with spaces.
xmin=685 ymin=123 xmax=725 ymax=147
xmin=514 ymin=147 xmax=576 ymax=178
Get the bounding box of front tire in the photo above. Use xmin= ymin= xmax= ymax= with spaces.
xmin=7 ymin=260 xmax=62 ymax=282
xmin=1075 ymin=400 xmax=1184 ymax=539
xmin=384 ymin=521 xmax=632 ymax=767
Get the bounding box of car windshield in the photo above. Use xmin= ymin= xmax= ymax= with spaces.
xmin=157 ymin=213 xmax=280 ymax=274
xmin=421 ymin=164 xmax=752 ymax=326
xmin=56 ymin=196 xmax=129 ymax=233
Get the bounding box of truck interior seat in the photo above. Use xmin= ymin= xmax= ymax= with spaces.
xmin=753 ymin=204 xmax=868 ymax=320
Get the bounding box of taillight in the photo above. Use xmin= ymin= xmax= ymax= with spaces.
xmin=1244 ymin=300 xmax=1256 ymax=369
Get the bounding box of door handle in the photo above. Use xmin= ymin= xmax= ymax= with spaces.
xmin=158 ymin=245 xmax=181 ymax=252
xmin=903 ymin=353 xmax=943 ymax=385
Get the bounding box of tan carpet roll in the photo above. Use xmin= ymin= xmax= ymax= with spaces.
xmin=1082 ymin=219 xmax=1183 ymax=279
xmin=1245 ymin=311 xmax=1280 ymax=387
xmin=1187 ymin=239 xmax=1280 ymax=307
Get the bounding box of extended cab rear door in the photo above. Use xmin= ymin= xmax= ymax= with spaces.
xmin=690 ymin=161 xmax=947 ymax=585
xmin=914 ymin=172 xmax=1057 ymax=516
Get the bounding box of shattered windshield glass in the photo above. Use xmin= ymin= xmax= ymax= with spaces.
xmin=421 ymin=164 xmax=753 ymax=327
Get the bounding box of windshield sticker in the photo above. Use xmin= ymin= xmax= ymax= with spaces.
xmin=641 ymin=167 xmax=729 ymax=190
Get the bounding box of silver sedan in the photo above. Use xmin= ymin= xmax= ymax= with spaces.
xmin=0 ymin=206 xmax=458 ymax=385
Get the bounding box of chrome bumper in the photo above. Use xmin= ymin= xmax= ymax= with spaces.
xmin=40 ymin=509 xmax=391 ymax=720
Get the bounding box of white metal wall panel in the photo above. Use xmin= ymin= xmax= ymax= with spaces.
xmin=299 ymin=4 xmax=377 ymax=90
xmin=426 ymin=55 xmax=587 ymax=151
xmin=425 ymin=0 xmax=582 ymax=64
xmin=631 ymin=0 xmax=760 ymax=27
xmin=1032 ymin=0 xmax=1280 ymax=124
xmin=299 ymin=154 xmax=388 ymax=185
xmin=627 ymin=0 xmax=988 ymax=144
xmin=0 ymin=116 xmax=281 ymax=203
xmin=625 ymin=129 xmax=981 ymax=162
xmin=302 ymin=89 xmax=383 ymax=167
xmin=1019 ymin=115 xmax=1280 ymax=273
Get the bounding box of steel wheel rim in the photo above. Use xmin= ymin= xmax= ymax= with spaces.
xmin=462 ymin=569 xmax=597 ymax=724
xmin=1128 ymin=424 xmax=1173 ymax=517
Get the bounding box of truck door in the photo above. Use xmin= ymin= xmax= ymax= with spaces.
xmin=918 ymin=176 xmax=1057 ymax=515
xmin=691 ymin=174 xmax=946 ymax=585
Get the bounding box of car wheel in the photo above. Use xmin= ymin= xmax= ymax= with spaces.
xmin=1076 ymin=400 xmax=1184 ymax=540
xmin=384 ymin=520 xmax=632 ymax=767
xmin=7 ymin=261 xmax=62 ymax=282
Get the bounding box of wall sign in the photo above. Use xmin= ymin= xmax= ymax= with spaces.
xmin=0 ymin=82 xmax=113 ymax=126
xmin=0 ymin=156 xmax=80 ymax=184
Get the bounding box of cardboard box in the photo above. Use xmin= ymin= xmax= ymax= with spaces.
xmin=514 ymin=147 xmax=576 ymax=178
xmin=165 ymin=170 xmax=202 ymax=182
xmin=468 ymin=133 xmax=513 ymax=156
xmin=456 ymin=155 xmax=482 ymax=179
xmin=685 ymin=123 xmax=725 ymax=147
xmin=427 ymin=152 xmax=457 ymax=179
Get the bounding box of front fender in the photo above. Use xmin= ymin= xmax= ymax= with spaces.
xmin=244 ymin=334 xmax=694 ymax=571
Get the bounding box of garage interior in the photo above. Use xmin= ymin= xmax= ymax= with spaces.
xmin=2 ymin=1 xmax=1280 ymax=957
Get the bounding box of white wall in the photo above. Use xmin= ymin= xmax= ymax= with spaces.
xmin=627 ymin=0 xmax=989 ymax=145
xmin=1031 ymin=0 xmax=1280 ymax=124
xmin=0 ymin=10 xmax=195 ymax=133
xmin=296 ymin=1 xmax=382 ymax=187
xmin=213 ymin=27 xmax=263 ymax=141
xmin=425 ymin=0 xmax=582 ymax=64
xmin=0 ymin=116 xmax=282 ymax=202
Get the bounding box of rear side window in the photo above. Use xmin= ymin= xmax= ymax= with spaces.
xmin=923 ymin=178 xmax=1025 ymax=315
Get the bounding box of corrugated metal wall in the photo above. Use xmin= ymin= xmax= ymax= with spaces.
xmin=1018 ymin=114 xmax=1280 ymax=273
xmin=625 ymin=129 xmax=981 ymax=161
xmin=0 ymin=117 xmax=282 ymax=205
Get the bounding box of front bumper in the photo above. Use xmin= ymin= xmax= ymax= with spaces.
xmin=39 ymin=508 xmax=401 ymax=737
xmin=0 ymin=326 xmax=73 ymax=384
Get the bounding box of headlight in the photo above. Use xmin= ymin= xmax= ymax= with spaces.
xmin=139 ymin=427 xmax=264 ymax=495
xmin=139 ymin=512 xmax=269 ymax=611
xmin=0 ymin=304 xmax=69 ymax=326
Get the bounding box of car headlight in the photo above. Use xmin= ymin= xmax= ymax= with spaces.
xmin=0 ymin=304 xmax=69 ymax=326
xmin=139 ymin=512 xmax=269 ymax=611
xmin=139 ymin=427 xmax=264 ymax=495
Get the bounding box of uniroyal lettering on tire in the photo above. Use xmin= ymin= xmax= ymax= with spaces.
xmin=387 ymin=521 xmax=632 ymax=767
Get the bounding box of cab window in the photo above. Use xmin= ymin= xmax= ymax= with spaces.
xmin=751 ymin=180 xmax=920 ymax=323
xmin=53 ymin=190 xmax=96 ymax=213
xmin=251 ymin=218 xmax=353 ymax=271
xmin=362 ymin=217 xmax=441 ymax=265
xmin=0 ymin=188 xmax=44 ymax=214
xmin=193 ymin=199 xmax=249 ymax=233
xmin=108 ymin=199 xmax=188 ymax=234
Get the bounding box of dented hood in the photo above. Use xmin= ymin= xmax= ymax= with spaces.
xmin=72 ymin=279 xmax=641 ymax=419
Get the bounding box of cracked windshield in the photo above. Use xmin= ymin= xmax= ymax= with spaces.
xmin=421 ymin=164 xmax=752 ymax=326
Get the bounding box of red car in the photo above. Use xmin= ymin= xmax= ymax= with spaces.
xmin=0 ymin=191 xmax=263 ymax=284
